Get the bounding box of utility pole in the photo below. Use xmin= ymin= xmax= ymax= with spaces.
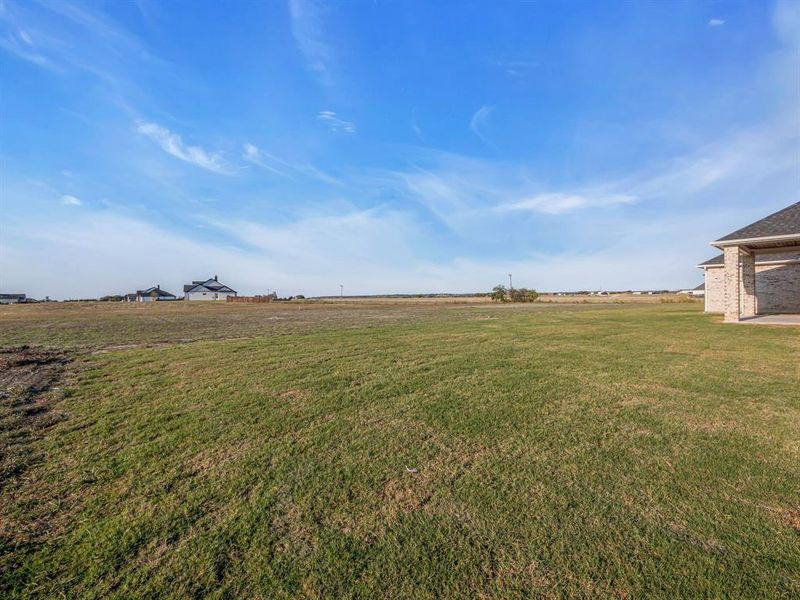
xmin=508 ymin=273 xmax=513 ymax=290
xmin=340 ymin=284 xmax=343 ymax=298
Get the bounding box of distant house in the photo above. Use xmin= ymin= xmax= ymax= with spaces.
xmin=183 ymin=276 xmax=237 ymax=301
xmin=679 ymin=284 xmax=705 ymax=297
xmin=134 ymin=286 xmax=177 ymax=302
xmin=698 ymin=202 xmax=800 ymax=320
xmin=0 ymin=293 xmax=26 ymax=304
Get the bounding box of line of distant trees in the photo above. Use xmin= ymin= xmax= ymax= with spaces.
xmin=489 ymin=285 xmax=539 ymax=303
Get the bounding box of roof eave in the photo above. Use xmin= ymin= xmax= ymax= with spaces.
xmin=710 ymin=233 xmax=800 ymax=248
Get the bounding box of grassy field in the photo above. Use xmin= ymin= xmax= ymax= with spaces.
xmin=1 ymin=300 xmax=798 ymax=598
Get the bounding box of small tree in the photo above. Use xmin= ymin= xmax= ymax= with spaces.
xmin=490 ymin=285 xmax=507 ymax=302
xmin=508 ymin=287 xmax=539 ymax=303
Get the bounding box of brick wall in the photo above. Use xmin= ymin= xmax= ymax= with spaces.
xmin=704 ymin=267 xmax=725 ymax=313
xmin=703 ymin=250 xmax=800 ymax=315
xmin=755 ymin=263 xmax=800 ymax=313
xmin=754 ymin=250 xmax=800 ymax=314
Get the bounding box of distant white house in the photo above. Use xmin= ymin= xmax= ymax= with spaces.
xmin=183 ymin=276 xmax=237 ymax=301
xmin=0 ymin=293 xmax=26 ymax=304
xmin=132 ymin=286 xmax=177 ymax=302
xmin=678 ymin=284 xmax=705 ymax=297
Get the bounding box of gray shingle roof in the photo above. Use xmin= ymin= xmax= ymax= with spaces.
xmin=699 ymin=254 xmax=724 ymax=266
xmin=715 ymin=202 xmax=800 ymax=242
xmin=138 ymin=286 xmax=176 ymax=298
xmin=184 ymin=278 xmax=236 ymax=294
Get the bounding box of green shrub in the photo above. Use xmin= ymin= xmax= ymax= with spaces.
xmin=489 ymin=285 xmax=539 ymax=303
xmin=508 ymin=288 xmax=539 ymax=303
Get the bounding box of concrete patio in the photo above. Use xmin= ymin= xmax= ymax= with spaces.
xmin=738 ymin=314 xmax=800 ymax=325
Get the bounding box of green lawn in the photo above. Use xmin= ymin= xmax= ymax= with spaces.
xmin=1 ymin=302 xmax=798 ymax=598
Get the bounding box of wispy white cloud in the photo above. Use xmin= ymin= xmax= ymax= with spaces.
xmin=399 ymin=165 xmax=484 ymax=232
xmin=498 ymin=193 xmax=636 ymax=215
xmin=242 ymin=142 xmax=260 ymax=161
xmin=242 ymin=142 xmax=290 ymax=177
xmin=363 ymin=107 xmax=797 ymax=230
xmin=289 ymin=0 xmax=335 ymax=86
xmin=133 ymin=0 xmax=161 ymax=24
xmin=242 ymin=142 xmax=340 ymax=185
xmin=469 ymin=105 xmax=495 ymax=147
xmin=61 ymin=194 xmax=82 ymax=206
xmin=17 ymin=27 xmax=31 ymax=44
xmin=317 ymin=110 xmax=356 ymax=134
xmin=137 ymin=122 xmax=231 ymax=174
xmin=629 ymin=114 xmax=799 ymax=200
xmin=213 ymin=208 xmax=418 ymax=267
xmin=708 ymin=18 xmax=725 ymax=27
xmin=0 ymin=0 xmax=161 ymax=79
xmin=494 ymin=59 xmax=539 ymax=79
xmin=0 ymin=4 xmax=56 ymax=70
xmin=353 ymin=154 xmax=636 ymax=235
xmin=411 ymin=109 xmax=425 ymax=142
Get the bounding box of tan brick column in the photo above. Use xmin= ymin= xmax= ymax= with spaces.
xmin=723 ymin=246 xmax=741 ymax=322
xmin=740 ymin=250 xmax=756 ymax=318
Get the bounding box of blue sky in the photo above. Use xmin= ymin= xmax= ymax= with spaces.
xmin=1 ymin=0 xmax=798 ymax=298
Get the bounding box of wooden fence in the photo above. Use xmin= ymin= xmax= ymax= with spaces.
xmin=226 ymin=296 xmax=273 ymax=303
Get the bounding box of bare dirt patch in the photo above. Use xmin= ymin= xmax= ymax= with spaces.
xmin=772 ymin=506 xmax=800 ymax=532
xmin=0 ymin=346 xmax=72 ymax=579
xmin=277 ymin=389 xmax=309 ymax=400
xmin=490 ymin=560 xmax=557 ymax=598
xmin=378 ymin=443 xmax=488 ymax=522
xmin=0 ymin=346 xmax=69 ymax=392
xmin=0 ymin=346 xmax=71 ymax=488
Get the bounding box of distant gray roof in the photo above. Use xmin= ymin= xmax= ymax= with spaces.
xmin=715 ymin=202 xmax=800 ymax=242
xmin=184 ymin=277 xmax=236 ymax=294
xmin=693 ymin=283 xmax=705 ymax=291
xmin=137 ymin=286 xmax=176 ymax=298
xmin=699 ymin=255 xmax=724 ymax=267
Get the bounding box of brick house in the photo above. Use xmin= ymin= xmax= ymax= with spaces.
xmin=698 ymin=202 xmax=800 ymax=322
